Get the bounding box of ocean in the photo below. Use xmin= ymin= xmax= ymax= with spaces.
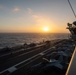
xmin=0 ymin=33 xmax=70 ymax=49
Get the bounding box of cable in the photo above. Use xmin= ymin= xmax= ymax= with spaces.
xmin=68 ymin=0 xmax=76 ymax=18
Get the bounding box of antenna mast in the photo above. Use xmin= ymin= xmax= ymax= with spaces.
xmin=68 ymin=0 xmax=76 ymax=18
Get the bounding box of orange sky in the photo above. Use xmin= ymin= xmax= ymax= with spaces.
xmin=0 ymin=0 xmax=75 ymax=33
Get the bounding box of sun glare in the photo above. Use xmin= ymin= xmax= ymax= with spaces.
xmin=43 ymin=27 xmax=49 ymax=32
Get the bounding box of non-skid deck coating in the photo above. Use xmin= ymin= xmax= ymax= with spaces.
xmin=0 ymin=39 xmax=75 ymax=75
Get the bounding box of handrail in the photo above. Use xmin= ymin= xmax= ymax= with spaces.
xmin=66 ymin=46 xmax=76 ymax=75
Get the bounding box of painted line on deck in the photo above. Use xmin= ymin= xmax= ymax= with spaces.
xmin=0 ymin=45 xmax=55 ymax=74
xmin=0 ymin=40 xmax=63 ymax=74
xmin=0 ymin=44 xmax=45 ymax=58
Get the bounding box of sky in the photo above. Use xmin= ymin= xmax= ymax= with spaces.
xmin=0 ymin=0 xmax=76 ymax=33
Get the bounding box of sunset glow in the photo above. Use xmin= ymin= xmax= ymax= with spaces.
xmin=43 ymin=27 xmax=49 ymax=32
xmin=0 ymin=0 xmax=74 ymax=33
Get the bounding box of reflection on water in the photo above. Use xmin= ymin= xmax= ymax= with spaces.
xmin=0 ymin=33 xmax=69 ymax=48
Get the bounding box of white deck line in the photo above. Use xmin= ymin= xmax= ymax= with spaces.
xmin=7 ymin=66 xmax=17 ymax=73
xmin=0 ymin=44 xmax=45 ymax=58
xmin=39 ymin=52 xmax=44 ymax=56
xmin=0 ymin=45 xmax=55 ymax=74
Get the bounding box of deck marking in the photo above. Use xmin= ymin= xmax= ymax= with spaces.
xmin=0 ymin=40 xmax=63 ymax=74
xmin=7 ymin=67 xmax=17 ymax=73
xmin=0 ymin=45 xmax=55 ymax=74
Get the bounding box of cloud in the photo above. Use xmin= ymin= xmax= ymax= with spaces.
xmin=27 ymin=8 xmax=33 ymax=14
xmin=33 ymin=15 xmax=51 ymax=26
xmin=27 ymin=8 xmax=54 ymax=29
xmin=12 ymin=7 xmax=20 ymax=13
xmin=32 ymin=15 xmax=40 ymax=19
xmin=27 ymin=8 xmax=41 ymax=20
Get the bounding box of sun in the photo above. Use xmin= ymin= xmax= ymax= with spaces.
xmin=43 ymin=27 xmax=49 ymax=32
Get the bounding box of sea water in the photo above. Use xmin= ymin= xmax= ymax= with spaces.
xmin=0 ymin=33 xmax=69 ymax=49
